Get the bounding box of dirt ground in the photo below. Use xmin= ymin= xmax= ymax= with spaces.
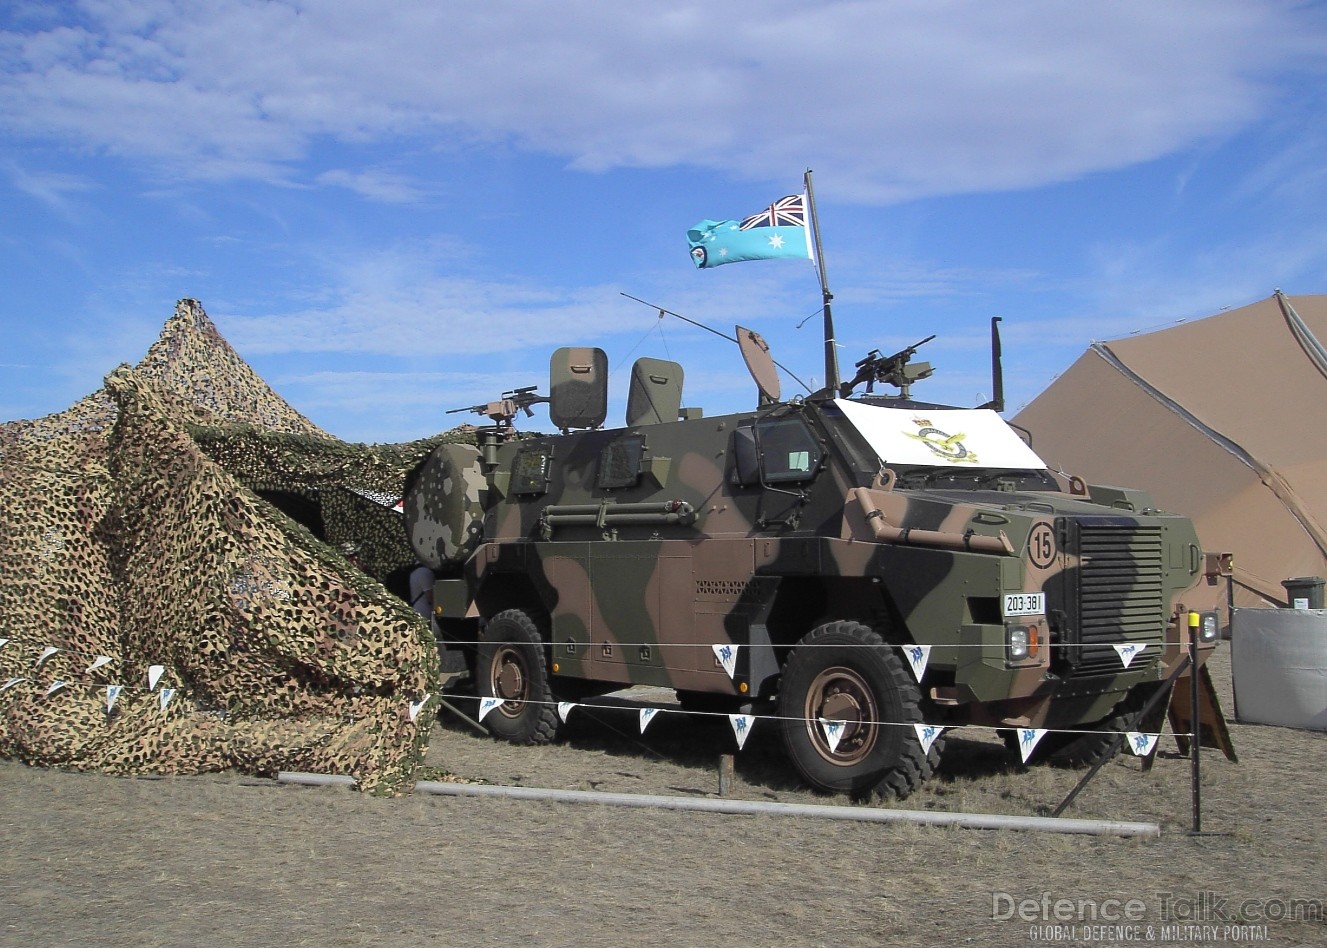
xmin=2 ymin=647 xmax=1324 ymax=948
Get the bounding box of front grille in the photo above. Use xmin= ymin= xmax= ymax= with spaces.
xmin=1065 ymin=520 xmax=1165 ymax=676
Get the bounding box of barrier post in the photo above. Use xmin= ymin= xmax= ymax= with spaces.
xmin=1189 ymin=611 xmax=1202 ymax=834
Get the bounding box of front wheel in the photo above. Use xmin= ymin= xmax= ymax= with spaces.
xmin=475 ymin=609 xmax=561 ymax=745
xmin=777 ymin=621 xmax=939 ymax=800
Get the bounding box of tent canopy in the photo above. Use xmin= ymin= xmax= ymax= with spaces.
xmin=1015 ymin=292 xmax=1327 ymax=608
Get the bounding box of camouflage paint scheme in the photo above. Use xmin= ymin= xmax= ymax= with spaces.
xmin=1 ymin=301 xmax=446 ymax=795
xmin=408 ymin=346 xmax=1215 ymax=794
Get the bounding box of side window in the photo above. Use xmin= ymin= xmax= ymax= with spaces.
xmin=597 ymin=434 xmax=646 ymax=489
xmin=511 ymin=445 xmax=552 ymax=495
xmin=732 ymin=417 xmax=822 ymax=486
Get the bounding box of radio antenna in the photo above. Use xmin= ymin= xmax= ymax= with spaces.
xmin=620 ymin=292 xmax=813 ymax=395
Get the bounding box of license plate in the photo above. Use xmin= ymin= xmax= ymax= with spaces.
xmin=1003 ymin=592 xmax=1045 ymax=617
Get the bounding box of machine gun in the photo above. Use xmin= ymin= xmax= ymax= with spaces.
xmin=838 ymin=335 xmax=935 ymax=400
xmin=447 ymin=385 xmax=549 ymax=427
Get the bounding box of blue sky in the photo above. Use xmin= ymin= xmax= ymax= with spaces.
xmin=3 ymin=1 xmax=1326 ymax=443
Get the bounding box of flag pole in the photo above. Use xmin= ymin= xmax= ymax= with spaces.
xmin=804 ymin=169 xmax=839 ymax=391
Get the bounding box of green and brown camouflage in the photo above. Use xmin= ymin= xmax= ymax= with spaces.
xmin=407 ymin=331 xmax=1219 ymax=798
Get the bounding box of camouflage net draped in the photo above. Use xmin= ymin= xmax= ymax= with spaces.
xmin=0 ymin=300 xmax=469 ymax=793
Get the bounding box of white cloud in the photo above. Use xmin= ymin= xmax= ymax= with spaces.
xmin=315 ymin=168 xmax=429 ymax=204
xmin=2 ymin=1 xmax=1322 ymax=200
xmin=3 ymin=161 xmax=96 ymax=212
xmin=209 ymin=231 xmax=830 ymax=360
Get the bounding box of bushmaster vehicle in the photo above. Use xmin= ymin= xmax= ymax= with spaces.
xmin=405 ymin=323 xmax=1218 ymax=798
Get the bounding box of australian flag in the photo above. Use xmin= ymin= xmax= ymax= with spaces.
xmin=687 ymin=192 xmax=814 ymax=269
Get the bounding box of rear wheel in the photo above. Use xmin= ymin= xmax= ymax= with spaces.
xmin=476 ymin=609 xmax=560 ymax=745
xmin=778 ymin=621 xmax=939 ymax=799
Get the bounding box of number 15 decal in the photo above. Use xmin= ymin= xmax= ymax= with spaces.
xmin=1028 ymin=523 xmax=1056 ymax=569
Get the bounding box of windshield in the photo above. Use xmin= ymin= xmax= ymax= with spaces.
xmin=831 ymin=399 xmax=1048 ymax=471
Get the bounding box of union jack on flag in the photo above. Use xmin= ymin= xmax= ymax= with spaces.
xmin=686 ymin=190 xmax=814 ymax=268
xmin=740 ymin=194 xmax=806 ymax=231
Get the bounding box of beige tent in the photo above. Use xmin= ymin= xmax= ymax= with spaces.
xmin=1015 ymin=292 xmax=1327 ymax=610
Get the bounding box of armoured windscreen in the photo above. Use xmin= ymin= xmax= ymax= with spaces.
xmin=831 ymin=399 xmax=1047 ymax=471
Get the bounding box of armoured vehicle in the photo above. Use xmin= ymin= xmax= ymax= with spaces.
xmin=405 ymin=322 xmax=1219 ymax=798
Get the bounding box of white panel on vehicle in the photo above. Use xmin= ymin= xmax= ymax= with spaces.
xmin=833 ymin=400 xmax=1048 ymax=470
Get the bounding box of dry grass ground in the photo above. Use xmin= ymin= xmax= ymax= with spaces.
xmin=2 ymin=647 xmax=1324 ymax=947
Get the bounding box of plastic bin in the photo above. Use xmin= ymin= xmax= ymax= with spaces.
xmin=1281 ymin=576 xmax=1325 ymax=609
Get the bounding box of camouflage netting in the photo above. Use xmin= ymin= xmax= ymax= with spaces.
xmin=0 ymin=299 xmax=472 ymax=793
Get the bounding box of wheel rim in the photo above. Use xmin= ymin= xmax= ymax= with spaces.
xmin=803 ymin=665 xmax=879 ymax=765
xmin=490 ymin=644 xmax=529 ymax=718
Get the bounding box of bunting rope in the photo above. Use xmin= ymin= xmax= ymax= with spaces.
xmin=1 ymin=627 xmax=1174 ymax=771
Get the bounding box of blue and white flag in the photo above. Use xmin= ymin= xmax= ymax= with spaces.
xmin=688 ymin=193 xmax=814 ymax=269
xmin=1125 ymin=731 xmax=1160 ymax=757
xmin=729 ymin=713 xmax=755 ymax=750
xmin=1113 ymin=643 xmax=1145 ymax=669
xmin=904 ymin=644 xmax=931 ymax=684
xmin=1016 ymin=727 xmax=1048 ymax=763
xmin=913 ymin=723 xmax=945 ymax=755
xmin=712 ymin=643 xmax=739 ymax=680
xmin=478 ymin=696 xmax=503 ymax=722
xmin=819 ymin=717 xmax=847 ymax=754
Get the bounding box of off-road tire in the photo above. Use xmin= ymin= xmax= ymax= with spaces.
xmin=1003 ymin=684 xmax=1160 ymax=768
xmin=777 ymin=621 xmax=940 ymax=800
xmin=476 ymin=609 xmax=560 ymax=745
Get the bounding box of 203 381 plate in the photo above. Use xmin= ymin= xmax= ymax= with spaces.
xmin=1003 ymin=592 xmax=1045 ymax=617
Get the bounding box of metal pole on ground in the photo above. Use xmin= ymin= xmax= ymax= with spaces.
xmin=1189 ymin=611 xmax=1202 ymax=834
xmin=1051 ymin=653 xmax=1191 ymax=818
xmin=274 ymin=772 xmax=1161 ymax=837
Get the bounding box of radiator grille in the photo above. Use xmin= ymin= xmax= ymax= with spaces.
xmin=1069 ymin=521 xmax=1165 ymax=676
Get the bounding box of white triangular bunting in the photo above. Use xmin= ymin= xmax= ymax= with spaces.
xmin=904 ymin=644 xmax=932 ymax=683
xmin=86 ymin=655 xmax=113 ymax=674
xmin=45 ymin=679 xmax=68 ymax=696
xmin=408 ymin=693 xmax=431 ymax=722
xmin=913 ymin=723 xmax=944 ymax=754
xmin=106 ymin=685 xmax=123 ymax=713
xmin=711 ymin=643 xmax=739 ymax=680
xmin=35 ymin=646 xmax=60 ymax=668
xmin=639 ymin=707 xmax=661 ymax=733
xmin=159 ymin=687 xmax=175 ymax=710
xmin=729 ymin=714 xmax=754 ymax=750
xmin=477 ymin=696 xmax=502 ymax=722
xmin=1 ymin=677 xmax=25 ymax=693
xmin=1125 ymin=731 xmax=1160 ymax=757
xmin=148 ymin=665 xmax=165 ymax=690
xmin=557 ymin=701 xmax=576 ymax=723
xmin=1113 ymin=643 xmax=1145 ymax=669
xmin=0 ymin=638 xmax=8 ymax=650
xmin=1016 ymin=727 xmax=1048 ymax=763
xmin=819 ymin=717 xmax=847 ymax=754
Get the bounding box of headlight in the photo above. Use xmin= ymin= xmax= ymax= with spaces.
xmin=1008 ymin=628 xmax=1028 ymax=659
xmin=1006 ymin=624 xmax=1038 ymax=663
xmin=1199 ymin=611 xmax=1219 ymax=643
